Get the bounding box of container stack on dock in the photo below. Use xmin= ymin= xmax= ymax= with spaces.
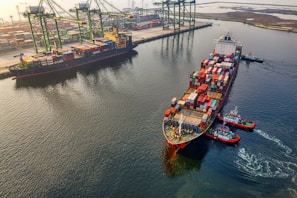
xmin=0 ymin=20 xmax=76 ymax=51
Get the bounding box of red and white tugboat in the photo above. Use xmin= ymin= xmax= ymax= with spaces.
xmin=204 ymin=124 xmax=240 ymax=144
xmin=217 ymin=106 xmax=256 ymax=130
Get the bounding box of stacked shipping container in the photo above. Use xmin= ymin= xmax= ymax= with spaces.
xmin=164 ymin=51 xmax=237 ymax=131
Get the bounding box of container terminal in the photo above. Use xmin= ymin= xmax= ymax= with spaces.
xmin=0 ymin=0 xmax=212 ymax=79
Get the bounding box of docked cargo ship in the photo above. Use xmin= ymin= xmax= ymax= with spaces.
xmin=162 ymin=33 xmax=242 ymax=149
xmin=9 ymin=27 xmax=137 ymax=79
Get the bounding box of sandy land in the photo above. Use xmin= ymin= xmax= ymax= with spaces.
xmin=196 ymin=11 xmax=297 ymax=33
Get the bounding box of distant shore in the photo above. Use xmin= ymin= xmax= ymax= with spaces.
xmin=1 ymin=10 xmax=296 ymax=77
xmin=196 ymin=11 xmax=297 ymax=33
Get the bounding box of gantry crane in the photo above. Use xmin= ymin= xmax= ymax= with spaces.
xmin=154 ymin=0 xmax=196 ymax=30
xmin=23 ymin=0 xmax=87 ymax=53
xmin=23 ymin=0 xmax=133 ymax=53
xmin=69 ymin=0 xmax=133 ymax=41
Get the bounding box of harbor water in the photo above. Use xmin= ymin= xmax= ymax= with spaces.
xmin=1 ymin=19 xmax=297 ymax=197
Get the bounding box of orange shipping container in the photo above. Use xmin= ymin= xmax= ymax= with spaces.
xmin=164 ymin=109 xmax=171 ymax=117
xmin=170 ymin=107 xmax=177 ymax=114
xmin=212 ymin=74 xmax=219 ymax=82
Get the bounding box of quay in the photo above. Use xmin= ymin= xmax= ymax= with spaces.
xmin=0 ymin=22 xmax=212 ymax=79
xmin=132 ymin=22 xmax=212 ymax=44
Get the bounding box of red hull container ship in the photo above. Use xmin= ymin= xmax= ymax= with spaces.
xmin=162 ymin=33 xmax=242 ymax=149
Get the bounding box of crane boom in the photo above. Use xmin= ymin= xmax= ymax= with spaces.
xmin=53 ymin=17 xmax=86 ymax=25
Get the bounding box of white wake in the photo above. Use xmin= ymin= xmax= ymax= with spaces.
xmin=254 ymin=129 xmax=293 ymax=156
xmin=235 ymin=148 xmax=297 ymax=178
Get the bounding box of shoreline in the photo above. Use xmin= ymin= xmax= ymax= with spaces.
xmin=0 ymin=22 xmax=212 ymax=79
xmin=1 ymin=11 xmax=296 ymax=79
xmin=196 ymin=11 xmax=297 ymax=33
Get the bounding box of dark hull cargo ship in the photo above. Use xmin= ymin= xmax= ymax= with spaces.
xmin=9 ymin=27 xmax=137 ymax=79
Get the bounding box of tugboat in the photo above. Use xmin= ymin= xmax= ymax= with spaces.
xmin=241 ymin=51 xmax=264 ymax=63
xmin=217 ymin=106 xmax=256 ymax=130
xmin=204 ymin=124 xmax=240 ymax=144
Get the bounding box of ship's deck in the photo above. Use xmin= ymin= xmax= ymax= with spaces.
xmin=173 ymin=109 xmax=203 ymax=126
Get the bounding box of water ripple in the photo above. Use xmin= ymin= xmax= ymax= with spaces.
xmin=288 ymin=188 xmax=297 ymax=198
xmin=254 ymin=129 xmax=293 ymax=157
xmin=235 ymin=148 xmax=297 ymax=179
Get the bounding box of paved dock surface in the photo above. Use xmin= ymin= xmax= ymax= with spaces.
xmin=0 ymin=22 xmax=211 ymax=78
xmin=132 ymin=22 xmax=211 ymax=44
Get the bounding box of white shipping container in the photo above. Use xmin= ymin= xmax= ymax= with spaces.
xmin=38 ymin=57 xmax=46 ymax=62
xmin=209 ymin=60 xmax=215 ymax=67
xmin=218 ymin=68 xmax=222 ymax=74
xmin=215 ymin=63 xmax=221 ymax=68
xmin=188 ymin=92 xmax=198 ymax=102
xmin=178 ymin=100 xmax=186 ymax=106
xmin=207 ymin=67 xmax=212 ymax=74
xmin=93 ymin=50 xmax=101 ymax=54
xmin=202 ymin=114 xmax=208 ymax=122
xmin=218 ymin=75 xmax=223 ymax=81
xmin=55 ymin=60 xmax=64 ymax=63
xmin=213 ymin=56 xmax=219 ymax=62
xmin=171 ymin=97 xmax=177 ymax=104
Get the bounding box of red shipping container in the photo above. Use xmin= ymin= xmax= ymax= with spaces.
xmin=212 ymin=74 xmax=219 ymax=82
xmin=197 ymin=94 xmax=205 ymax=104
xmin=207 ymin=99 xmax=212 ymax=110
xmin=164 ymin=109 xmax=171 ymax=117
xmin=198 ymin=84 xmax=208 ymax=93
xmin=170 ymin=107 xmax=177 ymax=114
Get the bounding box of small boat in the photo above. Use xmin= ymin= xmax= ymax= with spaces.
xmin=204 ymin=124 xmax=240 ymax=144
xmin=217 ymin=106 xmax=256 ymax=130
xmin=241 ymin=51 xmax=264 ymax=63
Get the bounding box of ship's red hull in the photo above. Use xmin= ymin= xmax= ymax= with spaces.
xmin=204 ymin=132 xmax=240 ymax=144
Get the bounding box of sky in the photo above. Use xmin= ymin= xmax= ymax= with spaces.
xmin=0 ymin=0 xmax=155 ymax=23
xmin=0 ymin=0 xmax=296 ymax=23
